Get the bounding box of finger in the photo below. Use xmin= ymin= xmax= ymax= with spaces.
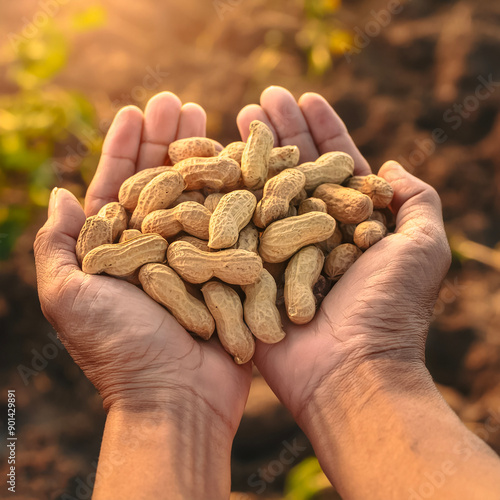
xmin=379 ymin=161 xmax=451 ymax=271
xmin=85 ymin=106 xmax=144 ymax=216
xmin=237 ymin=104 xmax=278 ymax=145
xmin=35 ymin=188 xmax=86 ymax=293
xmin=175 ymin=103 xmax=207 ymax=139
xmin=136 ymin=92 xmax=182 ymax=172
xmin=260 ymin=86 xmax=319 ymax=162
xmin=298 ymin=92 xmax=371 ymax=175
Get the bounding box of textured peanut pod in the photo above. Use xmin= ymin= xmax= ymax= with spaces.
xmin=287 ymin=205 xmax=298 ymax=217
xmin=208 ymin=190 xmax=257 ymax=249
xmin=313 ymin=275 xmax=333 ymax=305
xmin=168 ymin=137 xmax=216 ymax=165
xmin=119 ymin=229 xmax=142 ymax=243
xmin=353 ymin=220 xmax=387 ymax=250
xmin=298 ymin=197 xmax=328 ymax=215
xmin=118 ymin=166 xmax=171 ymax=211
xmin=242 ymin=269 xmax=285 ymax=344
xmin=290 ymin=189 xmax=307 ymax=206
xmin=175 ymin=235 xmax=211 ymax=252
xmin=173 ymin=157 xmax=241 ymax=192
xmin=313 ymin=183 xmax=373 ymax=224
xmin=324 ymin=244 xmax=363 ymax=281
xmin=236 ymin=223 xmax=259 ymax=253
xmin=139 ymin=263 xmax=215 ymax=340
xmin=253 ymin=169 xmax=306 ymax=228
xmin=369 ymin=210 xmax=388 ymax=226
xmin=347 ymin=174 xmax=394 ymax=209
xmin=169 ymin=190 xmax=205 ymax=208
xmin=297 ymin=152 xmax=355 ymax=192
xmin=241 ymin=120 xmax=274 ymax=189
xmin=204 ymin=193 xmax=225 ymax=213
xmin=98 ymin=202 xmax=128 ymax=241
xmin=316 ymin=226 xmax=343 ymax=255
xmin=219 ymin=141 xmax=246 ymax=164
xmin=339 ymin=222 xmax=357 ymax=243
xmin=201 ymin=281 xmax=255 ymax=364
xmin=167 ymin=241 xmax=263 ymax=285
xmin=284 ymin=246 xmax=325 ymax=325
xmin=259 ymin=212 xmax=336 ymax=263
xmin=142 ymin=202 xmax=212 ymax=240
xmin=267 ymin=146 xmax=300 ymax=178
xmin=129 ymin=171 xmax=186 ymax=229
xmin=82 ymin=234 xmax=168 ymax=277
xmin=76 ymin=216 xmax=114 ymax=264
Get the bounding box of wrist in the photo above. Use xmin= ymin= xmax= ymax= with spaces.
xmin=94 ymin=397 xmax=233 ymax=500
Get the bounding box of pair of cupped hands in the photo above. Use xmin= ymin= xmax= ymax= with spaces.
xmin=34 ymin=87 xmax=451 ymax=442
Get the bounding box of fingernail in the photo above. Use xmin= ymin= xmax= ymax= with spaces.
xmin=48 ymin=187 xmax=59 ymax=217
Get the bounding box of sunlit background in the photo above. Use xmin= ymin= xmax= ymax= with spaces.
xmin=1 ymin=0 xmax=500 ymax=498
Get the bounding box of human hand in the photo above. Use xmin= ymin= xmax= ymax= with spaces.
xmin=35 ymin=92 xmax=252 ymax=434
xmin=237 ymin=86 xmax=451 ymax=423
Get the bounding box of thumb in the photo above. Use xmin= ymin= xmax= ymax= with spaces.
xmin=35 ymin=188 xmax=86 ymax=292
xmin=379 ymin=160 xmax=451 ymax=273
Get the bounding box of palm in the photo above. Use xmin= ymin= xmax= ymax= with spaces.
xmin=36 ymin=93 xmax=251 ymax=431
xmin=237 ymin=87 xmax=450 ymax=416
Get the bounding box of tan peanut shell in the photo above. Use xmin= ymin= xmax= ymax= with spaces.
xmin=347 ymin=174 xmax=394 ymax=209
xmin=290 ymin=189 xmax=307 ymax=206
xmin=339 ymin=222 xmax=357 ymax=243
xmin=241 ymin=120 xmax=274 ymax=189
xmin=353 ymin=220 xmax=388 ymax=250
xmin=297 ymin=152 xmax=355 ymax=192
xmin=82 ymin=234 xmax=168 ymax=277
xmin=139 ymin=263 xmax=215 ymax=340
xmin=118 ymin=166 xmax=171 ymax=211
xmin=324 ymin=244 xmax=363 ymax=281
xmin=235 ymin=223 xmax=259 ymax=254
xmin=173 ymin=157 xmax=241 ymax=192
xmin=168 ymin=137 xmax=216 ymax=165
xmin=169 ymin=191 xmax=205 ymax=208
xmin=76 ymin=215 xmax=114 ymax=264
xmin=98 ymin=202 xmax=128 ymax=241
xmin=242 ymin=269 xmax=285 ymax=344
xmin=208 ymin=190 xmax=257 ymax=249
xmin=142 ymin=202 xmax=212 ymax=240
xmin=167 ymin=241 xmax=263 ymax=285
xmin=316 ymin=226 xmax=343 ymax=254
xmin=285 ymin=246 xmax=325 ymax=325
xmin=202 ymin=281 xmax=255 ymax=364
xmin=219 ymin=141 xmax=246 ymax=164
xmin=175 ymin=235 xmax=211 ymax=252
xmin=253 ymin=169 xmax=306 ymax=228
xmin=204 ymin=193 xmax=224 ymax=213
xmin=259 ymin=212 xmax=336 ymax=263
xmin=119 ymin=229 xmax=142 ymax=243
xmin=369 ymin=210 xmax=388 ymax=226
xmin=267 ymin=146 xmax=300 ymax=178
xmin=298 ymin=198 xmax=328 ymax=215
xmin=287 ymin=205 xmax=298 ymax=217
xmin=313 ymin=183 xmax=373 ymax=224
xmin=129 ymin=170 xmax=186 ymax=229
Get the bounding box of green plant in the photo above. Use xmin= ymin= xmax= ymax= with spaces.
xmin=285 ymin=456 xmax=337 ymax=500
xmin=0 ymin=6 xmax=106 ymax=259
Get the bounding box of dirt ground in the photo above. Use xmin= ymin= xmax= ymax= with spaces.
xmin=1 ymin=0 xmax=500 ymax=498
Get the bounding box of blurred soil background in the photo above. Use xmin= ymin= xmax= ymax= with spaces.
xmin=0 ymin=0 xmax=500 ymax=498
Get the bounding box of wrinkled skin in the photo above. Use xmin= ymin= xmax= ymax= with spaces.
xmin=34 ymin=93 xmax=251 ymax=436
xmin=237 ymin=86 xmax=451 ymax=422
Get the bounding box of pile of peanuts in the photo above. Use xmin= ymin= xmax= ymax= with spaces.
xmin=76 ymin=120 xmax=394 ymax=364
